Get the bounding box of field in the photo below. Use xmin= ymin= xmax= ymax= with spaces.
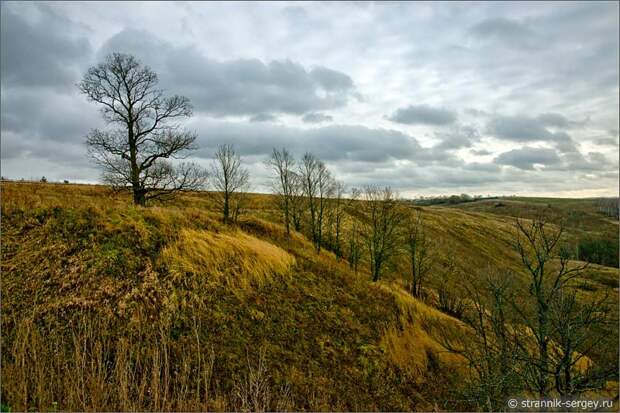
xmin=1 ymin=182 xmax=618 ymax=411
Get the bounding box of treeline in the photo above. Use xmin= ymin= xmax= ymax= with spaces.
xmin=596 ymin=197 xmax=619 ymax=220
xmin=411 ymin=193 xmax=495 ymax=206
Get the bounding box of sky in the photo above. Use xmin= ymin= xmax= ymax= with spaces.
xmin=1 ymin=1 xmax=618 ymax=197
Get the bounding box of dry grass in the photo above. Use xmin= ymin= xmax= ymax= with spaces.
xmin=1 ymin=182 xmax=617 ymax=411
xmin=161 ymin=229 xmax=295 ymax=292
xmin=377 ymin=283 xmax=467 ymax=379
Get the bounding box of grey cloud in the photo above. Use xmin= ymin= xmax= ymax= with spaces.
xmin=433 ymin=125 xmax=480 ymax=150
xmin=470 ymin=17 xmax=535 ymax=46
xmin=487 ymin=115 xmax=554 ymax=141
xmin=388 ymin=104 xmax=457 ymax=125
xmin=537 ymin=112 xmax=587 ymax=129
xmin=495 ymin=147 xmax=562 ymax=170
xmin=0 ymin=4 xmax=91 ymax=89
xmin=310 ymin=67 xmax=354 ymax=91
xmin=596 ymin=137 xmax=619 ymax=147
xmin=1 ymin=89 xmax=101 ymax=144
xmin=302 ymin=112 xmax=333 ymax=123
xmin=487 ymin=115 xmax=580 ymax=154
xmin=463 ymin=162 xmax=501 ymax=172
xmin=553 ymin=133 xmax=580 ymax=154
xmin=537 ymin=113 xmax=570 ymax=128
xmin=190 ymin=120 xmax=424 ymax=164
xmin=465 ymin=108 xmax=490 ymax=118
xmin=333 ymin=162 xmax=505 ymax=192
xmin=553 ymin=151 xmax=610 ymax=173
xmin=1 ymin=2 xmax=617 ymax=196
xmin=249 ymin=113 xmax=278 ymax=123
xmin=99 ymin=29 xmax=356 ymax=117
xmin=471 ymin=149 xmax=492 ymax=156
xmin=598 ymin=129 xmax=620 ymax=146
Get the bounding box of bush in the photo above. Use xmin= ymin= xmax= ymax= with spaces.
xmin=578 ymin=237 xmax=619 ymax=268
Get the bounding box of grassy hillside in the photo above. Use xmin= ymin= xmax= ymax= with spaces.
xmin=447 ymin=197 xmax=619 ymax=268
xmin=1 ymin=182 xmax=618 ymax=411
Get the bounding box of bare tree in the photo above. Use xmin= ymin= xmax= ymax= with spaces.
xmin=289 ymin=172 xmax=305 ymax=232
xmin=211 ymin=144 xmax=250 ymax=223
xmin=299 ymin=153 xmax=333 ymax=252
xmin=438 ymin=269 xmax=523 ymax=411
xmin=347 ymin=217 xmax=363 ymax=274
xmin=360 ymin=186 xmax=405 ymax=282
xmin=325 ymin=181 xmax=351 ymax=258
xmin=549 ymin=290 xmax=615 ymax=397
xmin=79 ymin=53 xmax=206 ymax=205
xmin=404 ymin=209 xmax=433 ymax=297
xmin=436 ymin=254 xmax=467 ymax=320
xmin=266 ymin=148 xmax=296 ymax=236
xmin=512 ymin=217 xmax=587 ymax=397
xmin=346 ymin=188 xmax=363 ymax=273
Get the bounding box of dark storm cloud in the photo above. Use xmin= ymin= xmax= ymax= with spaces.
xmin=494 ymin=147 xmax=562 ymax=170
xmin=99 ymin=29 xmax=356 ymax=117
xmin=302 ymin=113 xmax=333 ymax=124
xmin=0 ymin=4 xmax=91 ymax=89
xmin=388 ymin=105 xmax=457 ymax=125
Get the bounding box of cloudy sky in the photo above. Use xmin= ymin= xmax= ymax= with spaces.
xmin=1 ymin=1 xmax=618 ymax=197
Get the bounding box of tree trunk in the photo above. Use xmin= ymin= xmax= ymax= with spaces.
xmin=223 ymin=192 xmax=230 ymax=223
xmin=538 ymin=308 xmax=550 ymax=397
xmin=127 ymin=123 xmax=144 ymax=206
xmin=133 ymin=188 xmax=146 ymax=206
xmin=284 ymin=201 xmax=290 ymax=235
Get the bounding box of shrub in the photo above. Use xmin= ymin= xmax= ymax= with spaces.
xmin=578 ymin=237 xmax=619 ymax=267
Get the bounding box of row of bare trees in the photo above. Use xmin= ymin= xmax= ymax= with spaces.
xmin=266 ymin=149 xmax=352 ymax=254
xmin=266 ymin=149 xmax=435 ymax=292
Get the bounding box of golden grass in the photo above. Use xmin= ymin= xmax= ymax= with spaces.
xmin=2 ymin=182 xmax=617 ymax=411
xmin=377 ymin=282 xmax=468 ymax=379
xmin=161 ymin=228 xmax=295 ymax=292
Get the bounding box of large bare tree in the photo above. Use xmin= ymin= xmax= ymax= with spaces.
xmin=79 ymin=53 xmax=207 ymax=205
xmin=211 ymin=144 xmax=250 ymax=223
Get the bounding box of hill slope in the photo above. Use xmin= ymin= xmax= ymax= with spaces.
xmin=1 ymin=182 xmax=617 ymax=411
